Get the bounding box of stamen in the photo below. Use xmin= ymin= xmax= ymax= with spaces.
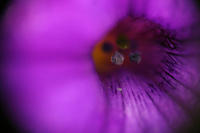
xmin=129 ymin=52 xmax=142 ymax=64
xmin=102 ymin=42 xmax=113 ymax=52
xmin=111 ymin=51 xmax=124 ymax=65
xmin=116 ymin=35 xmax=130 ymax=49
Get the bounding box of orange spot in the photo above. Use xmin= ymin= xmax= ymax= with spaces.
xmin=92 ymin=33 xmax=119 ymax=74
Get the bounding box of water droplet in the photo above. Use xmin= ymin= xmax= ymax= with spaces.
xmin=117 ymin=88 xmax=122 ymax=91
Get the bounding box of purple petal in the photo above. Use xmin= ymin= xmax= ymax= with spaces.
xmin=1 ymin=0 xmax=200 ymax=133
xmin=2 ymin=0 xmax=128 ymax=132
xmin=131 ymin=0 xmax=198 ymax=30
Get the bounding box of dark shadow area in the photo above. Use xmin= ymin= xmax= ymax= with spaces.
xmin=0 ymin=0 xmax=20 ymax=132
xmin=196 ymin=0 xmax=200 ymax=7
xmin=0 ymin=97 xmax=20 ymax=133
xmin=0 ymin=0 xmax=12 ymax=18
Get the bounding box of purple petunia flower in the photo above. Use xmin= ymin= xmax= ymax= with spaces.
xmin=1 ymin=0 xmax=200 ymax=133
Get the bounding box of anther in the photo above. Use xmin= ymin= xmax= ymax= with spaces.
xmin=111 ymin=51 xmax=125 ymax=65
xmin=116 ymin=35 xmax=130 ymax=49
xmin=129 ymin=52 xmax=142 ymax=64
xmin=102 ymin=42 xmax=113 ymax=52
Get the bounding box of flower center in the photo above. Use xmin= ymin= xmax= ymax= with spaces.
xmin=92 ymin=16 xmax=164 ymax=78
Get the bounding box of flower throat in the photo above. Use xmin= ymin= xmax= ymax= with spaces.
xmin=92 ymin=16 xmax=168 ymax=79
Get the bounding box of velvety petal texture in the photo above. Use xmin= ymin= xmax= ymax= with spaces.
xmin=131 ymin=0 xmax=198 ymax=31
xmin=2 ymin=0 xmax=128 ymax=132
xmin=1 ymin=0 xmax=200 ymax=133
